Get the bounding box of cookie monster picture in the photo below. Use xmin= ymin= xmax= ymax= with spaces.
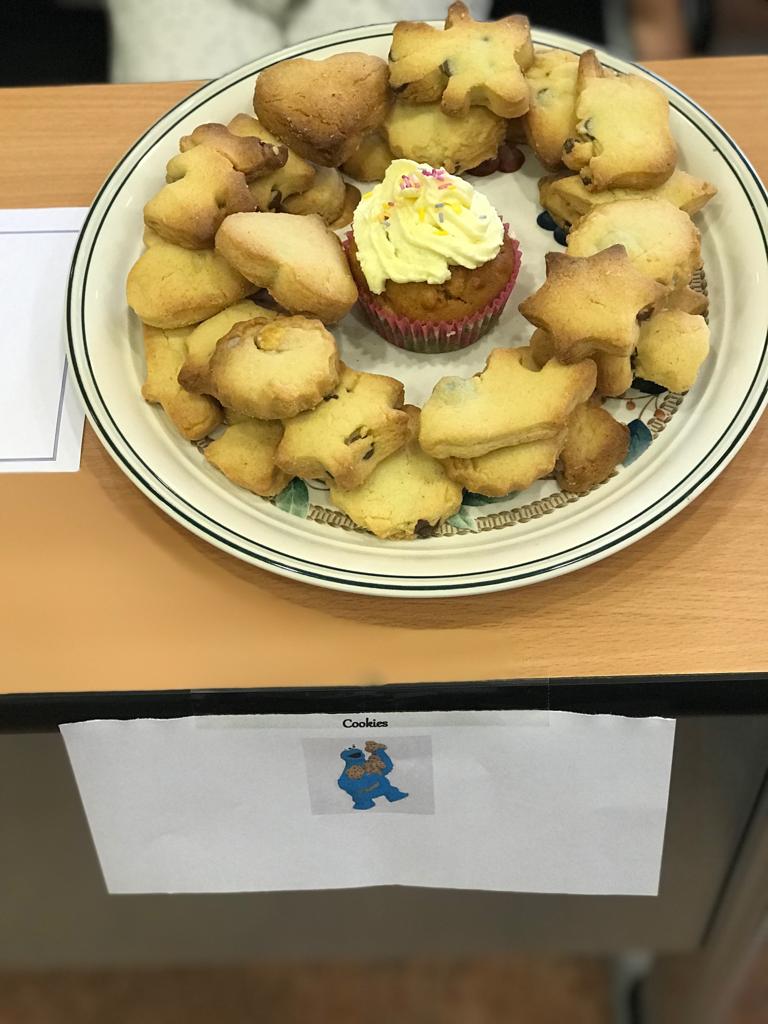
xmin=338 ymin=741 xmax=409 ymax=810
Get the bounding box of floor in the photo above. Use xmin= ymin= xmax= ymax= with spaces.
xmin=0 ymin=949 xmax=766 ymax=1024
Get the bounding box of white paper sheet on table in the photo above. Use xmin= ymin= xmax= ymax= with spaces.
xmin=0 ymin=207 xmax=87 ymax=472
xmin=61 ymin=709 xmax=676 ymax=895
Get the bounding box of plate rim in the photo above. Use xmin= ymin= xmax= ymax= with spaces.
xmin=66 ymin=23 xmax=768 ymax=597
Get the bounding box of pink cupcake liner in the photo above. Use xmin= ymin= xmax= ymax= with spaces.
xmin=345 ymin=227 xmax=521 ymax=354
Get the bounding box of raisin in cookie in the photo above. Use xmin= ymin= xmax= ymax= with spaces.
xmin=276 ymin=364 xmax=410 ymax=489
xmin=330 ymin=407 xmax=462 ymax=540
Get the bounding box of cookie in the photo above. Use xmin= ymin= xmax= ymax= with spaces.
xmin=539 ymin=169 xmax=717 ymax=229
xmin=281 ymin=166 xmax=346 ymax=224
xmin=253 ymin=53 xmax=391 ymax=167
xmin=215 ymin=212 xmax=357 ymax=324
xmin=177 ymin=299 xmax=276 ymax=394
xmin=529 ymin=328 xmax=632 ymax=398
xmin=327 ymin=184 xmax=362 ymax=231
xmin=419 ymin=347 xmax=597 ymax=459
xmin=330 ymin=407 xmax=462 ymax=539
xmin=518 ymin=247 xmax=665 ymax=362
xmin=389 ymin=2 xmax=534 ymax=119
xmin=179 ymin=122 xmax=287 ymax=180
xmin=141 ymin=325 xmax=222 ymax=440
xmin=126 ymin=239 xmax=253 ymax=329
xmin=204 ymin=417 xmax=291 ymax=497
xmin=227 ymin=114 xmax=316 ymax=211
xmin=443 ymin=428 xmax=567 ymax=497
xmin=384 ymin=100 xmax=506 ymax=175
xmin=143 ymin=147 xmax=255 ymax=249
xmin=566 ymin=198 xmax=701 ymax=290
xmin=208 ymin=315 xmax=340 ymax=420
xmin=523 ymin=49 xmax=579 ymax=169
xmin=341 ymin=131 xmax=394 ymax=182
xmin=634 ymin=310 xmax=710 ymax=392
xmin=556 ymin=402 xmax=629 ymax=494
xmin=276 ymin=364 xmax=410 ymax=489
xmin=563 ymin=50 xmax=677 ymax=190
xmin=660 ymin=284 xmax=708 ymax=316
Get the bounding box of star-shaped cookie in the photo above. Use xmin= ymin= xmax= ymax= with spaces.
xmin=518 ymin=246 xmax=665 ymax=363
xmin=388 ymin=1 xmax=534 ymax=118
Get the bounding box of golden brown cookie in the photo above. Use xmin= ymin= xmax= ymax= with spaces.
xmin=126 ymin=240 xmax=253 ymax=330
xmin=563 ymin=50 xmax=677 ymax=190
xmin=141 ymin=325 xmax=222 ymax=440
xmin=518 ymin=247 xmax=665 ymax=362
xmin=179 ymin=122 xmax=287 ymax=180
xmin=143 ymin=147 xmax=255 ymax=249
xmin=659 ymin=284 xmax=709 ymax=316
xmin=227 ymin=114 xmax=316 ymax=211
xmin=215 ymin=212 xmax=358 ymax=324
xmin=330 ymin=407 xmax=463 ymax=539
xmin=276 ymin=364 xmax=410 ymax=489
xmin=281 ymin=166 xmax=346 ymax=224
xmin=538 ymin=169 xmax=717 ymax=229
xmin=384 ymin=100 xmax=506 ymax=175
xmin=443 ymin=429 xmax=567 ymax=497
xmin=204 ymin=418 xmax=291 ymax=497
xmin=566 ymin=198 xmax=701 ymax=290
xmin=529 ymin=328 xmax=632 ymax=398
xmin=177 ymin=300 xmax=277 ymax=394
xmin=327 ymin=184 xmax=362 ymax=231
xmin=341 ymin=131 xmax=394 ymax=182
xmin=420 ymin=347 xmax=597 ymax=459
xmin=389 ymin=2 xmax=534 ymax=118
xmin=208 ymin=315 xmax=340 ymax=420
xmin=556 ymin=402 xmax=629 ymax=494
xmin=634 ymin=310 xmax=710 ymax=392
xmin=523 ymin=48 xmax=579 ymax=169
xmin=253 ymin=53 xmax=391 ymax=167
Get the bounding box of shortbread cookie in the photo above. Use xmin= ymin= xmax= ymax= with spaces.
xmin=276 ymin=364 xmax=410 ymax=489
xmin=384 ymin=100 xmax=506 ymax=175
xmin=529 ymin=328 xmax=632 ymax=398
xmin=227 ymin=114 xmax=316 ymax=210
xmin=177 ymin=300 xmax=276 ymax=394
xmin=204 ymin=417 xmax=291 ymax=497
xmin=539 ymin=169 xmax=717 ymax=229
xmin=341 ymin=131 xmax=394 ymax=182
xmin=215 ymin=212 xmax=357 ymax=323
xmin=208 ymin=315 xmax=340 ymax=420
xmin=127 ymin=240 xmax=253 ymax=329
xmin=420 ymin=347 xmax=596 ymax=459
xmin=444 ymin=428 xmax=567 ymax=497
xmin=634 ymin=310 xmax=710 ymax=392
xmin=566 ymin=198 xmax=701 ymax=290
xmin=179 ymin=122 xmax=287 ymax=180
xmin=556 ymin=402 xmax=629 ymax=494
xmin=327 ymin=184 xmax=362 ymax=231
xmin=330 ymin=408 xmax=462 ymax=539
xmin=144 ymin=147 xmax=255 ymax=249
xmin=660 ymin=284 xmax=708 ymax=316
xmin=281 ymin=166 xmax=346 ymax=224
xmin=563 ymin=51 xmax=677 ymax=190
xmin=253 ymin=53 xmax=391 ymax=167
xmin=518 ymin=247 xmax=665 ymax=362
xmin=524 ymin=49 xmax=579 ymax=169
xmin=141 ymin=325 xmax=222 ymax=440
xmin=389 ymin=2 xmax=534 ymax=119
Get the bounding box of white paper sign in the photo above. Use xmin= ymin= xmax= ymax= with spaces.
xmin=0 ymin=207 xmax=87 ymax=472
xmin=61 ymin=710 xmax=675 ymax=895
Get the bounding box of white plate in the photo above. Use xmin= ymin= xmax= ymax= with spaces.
xmin=67 ymin=25 xmax=768 ymax=597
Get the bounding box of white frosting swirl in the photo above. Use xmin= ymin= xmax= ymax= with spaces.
xmin=352 ymin=159 xmax=505 ymax=294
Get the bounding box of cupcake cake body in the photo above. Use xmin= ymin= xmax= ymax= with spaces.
xmin=347 ymin=158 xmax=521 ymax=352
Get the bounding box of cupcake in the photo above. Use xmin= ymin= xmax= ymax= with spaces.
xmin=345 ymin=158 xmax=521 ymax=353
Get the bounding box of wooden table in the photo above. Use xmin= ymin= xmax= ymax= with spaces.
xmin=1 ymin=56 xmax=767 ymax=1024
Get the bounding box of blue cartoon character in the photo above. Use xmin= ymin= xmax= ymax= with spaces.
xmin=338 ymin=741 xmax=409 ymax=810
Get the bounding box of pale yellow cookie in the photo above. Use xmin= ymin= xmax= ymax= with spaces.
xmin=276 ymin=364 xmax=410 ymax=489
xmin=341 ymin=132 xmax=394 ymax=182
xmin=524 ymin=49 xmax=579 ymax=169
xmin=330 ymin=408 xmax=463 ymax=539
xmin=419 ymin=347 xmax=596 ymax=459
xmin=177 ymin=300 xmax=277 ymax=394
xmin=204 ymin=418 xmax=291 ymax=497
xmin=529 ymin=328 xmax=632 ymax=398
xmin=443 ymin=429 xmax=567 ymax=497
xmin=208 ymin=315 xmax=340 ymax=420
xmin=141 ymin=325 xmax=222 ymax=440
xmin=634 ymin=310 xmax=710 ymax=392
xmin=384 ymin=100 xmax=506 ymax=175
